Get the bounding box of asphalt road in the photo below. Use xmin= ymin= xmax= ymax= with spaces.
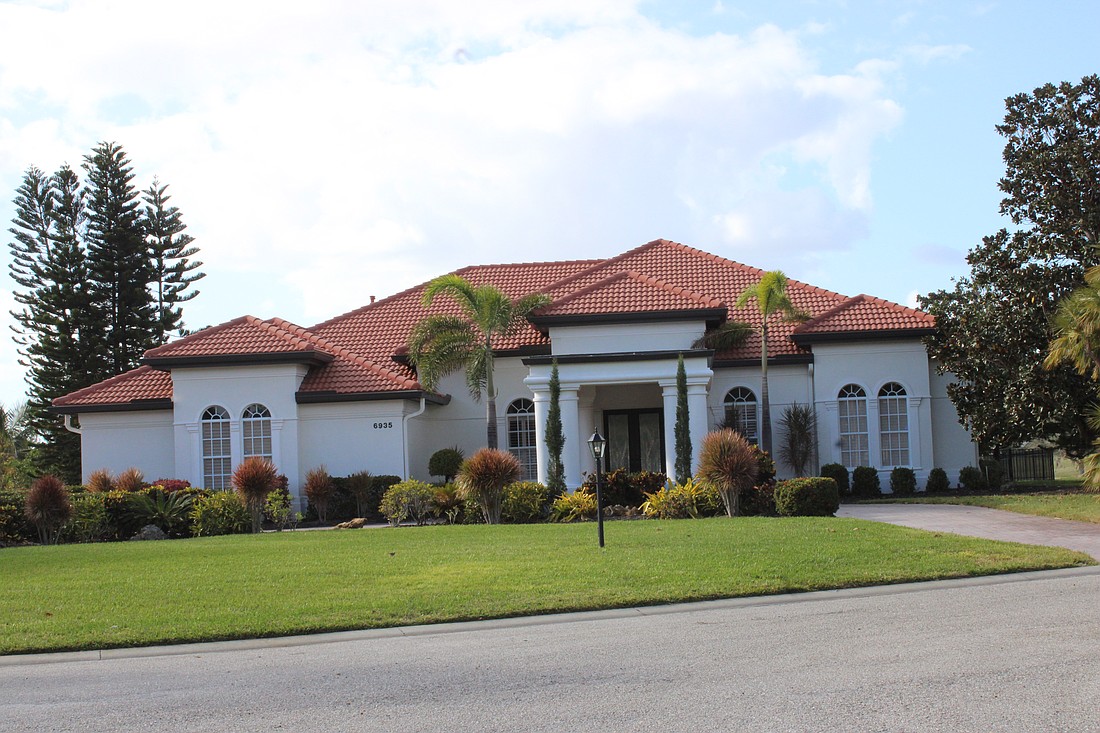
xmin=2 ymin=568 xmax=1099 ymax=733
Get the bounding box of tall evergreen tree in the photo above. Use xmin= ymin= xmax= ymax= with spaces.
xmin=83 ymin=141 xmax=156 ymax=373
xmin=674 ymin=353 xmax=692 ymax=483
xmin=545 ymin=362 xmax=566 ymax=493
xmin=143 ymin=179 xmax=204 ymax=342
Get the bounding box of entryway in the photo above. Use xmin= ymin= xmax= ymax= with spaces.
xmin=604 ymin=408 xmax=665 ymax=473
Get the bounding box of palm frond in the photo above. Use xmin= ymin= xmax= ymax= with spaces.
xmin=465 ymin=347 xmax=489 ymax=401
xmin=407 ymin=315 xmax=477 ymax=391
xmin=693 ymin=321 xmax=753 ymax=350
xmin=422 ymin=274 xmax=479 ymax=315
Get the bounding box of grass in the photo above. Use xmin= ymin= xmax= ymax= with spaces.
xmin=0 ymin=518 xmax=1090 ymax=656
xmin=874 ymin=490 xmax=1100 ymax=524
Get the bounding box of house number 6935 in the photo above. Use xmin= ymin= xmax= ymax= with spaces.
xmin=373 ymin=421 xmax=393 ymax=429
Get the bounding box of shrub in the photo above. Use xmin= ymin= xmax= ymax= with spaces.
xmin=979 ymin=457 xmax=1004 ymax=491
xmin=959 ymin=465 xmax=986 ymax=491
xmin=852 ymin=466 xmax=881 ymax=498
xmin=63 ymin=493 xmax=111 ymax=543
xmin=151 ymin=478 xmax=191 ymax=493
xmin=127 ymin=489 xmax=194 ymax=538
xmin=697 ymin=429 xmax=759 ymax=517
xmin=641 ymin=478 xmax=721 ymax=519
xmin=457 ymin=449 xmax=521 ymax=524
xmin=25 ymin=475 xmax=72 ymax=544
xmin=551 ymin=489 xmax=597 ymax=522
xmin=233 ymin=457 xmax=279 ymax=532
xmin=777 ymin=404 xmax=816 ymax=476
xmin=820 ymin=464 xmax=849 ymax=495
xmin=428 ymin=447 xmax=464 ymax=483
xmin=432 ymin=483 xmax=465 ymax=524
xmin=86 ymin=468 xmax=115 ymax=494
xmin=926 ymin=467 xmax=950 ymax=492
xmin=191 ymin=491 xmax=250 ymax=536
xmin=0 ymin=488 xmax=33 ymax=544
xmin=304 ymin=466 xmax=335 ymax=523
xmin=502 ymin=481 xmax=550 ymax=523
xmin=580 ymin=469 xmax=666 ymax=507
xmin=889 ymin=467 xmax=917 ymax=496
xmin=264 ymin=485 xmax=293 ymax=530
xmin=380 ymin=480 xmax=436 ymax=526
xmin=740 ymin=480 xmax=777 ymax=517
xmin=368 ymin=475 xmax=401 ymax=521
xmin=115 ymin=467 xmax=145 ymax=493
xmin=346 ymin=470 xmax=374 ymax=518
xmin=774 ymin=477 xmax=840 ymax=517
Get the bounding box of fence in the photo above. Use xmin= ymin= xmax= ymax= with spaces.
xmin=998 ymin=448 xmax=1055 ymax=482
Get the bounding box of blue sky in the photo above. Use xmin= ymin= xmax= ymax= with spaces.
xmin=0 ymin=0 xmax=1096 ymax=408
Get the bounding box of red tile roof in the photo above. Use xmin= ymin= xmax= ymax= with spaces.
xmin=54 ymin=241 xmax=936 ymax=409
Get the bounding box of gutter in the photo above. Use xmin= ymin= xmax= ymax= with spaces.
xmin=402 ymin=397 xmax=427 ymax=479
xmin=63 ymin=415 xmax=82 ymax=435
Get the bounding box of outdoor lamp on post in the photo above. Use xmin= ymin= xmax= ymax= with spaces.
xmin=588 ymin=428 xmax=606 ymax=548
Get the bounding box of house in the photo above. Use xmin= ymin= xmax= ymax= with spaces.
xmin=51 ymin=239 xmax=976 ymax=505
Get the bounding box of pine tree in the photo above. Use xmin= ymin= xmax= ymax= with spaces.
xmin=83 ymin=141 xmax=156 ymax=373
xmin=674 ymin=353 xmax=692 ymax=483
xmin=143 ymin=179 xmax=204 ymax=342
xmin=545 ymin=362 xmax=566 ymax=493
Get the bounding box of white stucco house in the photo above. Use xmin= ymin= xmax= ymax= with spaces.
xmin=52 ymin=239 xmax=976 ymax=506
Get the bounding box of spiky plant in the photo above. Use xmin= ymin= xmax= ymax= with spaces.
xmin=86 ymin=468 xmax=114 ymax=493
xmin=233 ymin=457 xmax=278 ymax=532
xmin=115 ymin=467 xmax=145 ymax=493
xmin=778 ymin=403 xmax=817 ymax=476
xmin=304 ymin=465 xmax=335 ymax=524
xmin=24 ymin=474 xmax=72 ymax=544
xmin=456 ymin=448 xmax=521 ymax=524
xmin=697 ymin=429 xmax=760 ymax=517
xmin=346 ymin=470 xmax=374 ymax=517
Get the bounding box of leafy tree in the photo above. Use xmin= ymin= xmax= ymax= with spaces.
xmin=408 ymin=274 xmax=550 ymax=449
xmin=705 ymin=271 xmax=808 ymax=455
xmin=545 ymin=362 xmax=566 ymax=493
xmin=143 ymin=179 xmax=204 ymax=341
xmin=922 ymin=75 xmax=1100 ymax=456
xmin=673 ymin=353 xmax=692 ymax=483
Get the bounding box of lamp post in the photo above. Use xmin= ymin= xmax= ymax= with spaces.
xmin=588 ymin=428 xmax=606 ymax=548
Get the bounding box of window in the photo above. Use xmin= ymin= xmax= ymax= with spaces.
xmin=201 ymin=406 xmax=232 ymax=490
xmin=837 ymin=384 xmax=869 ymax=468
xmin=242 ymin=403 xmax=272 ymax=461
xmin=723 ymin=387 xmax=758 ymax=444
xmin=507 ymin=398 xmax=537 ymax=481
xmin=878 ymin=382 xmax=910 ymax=467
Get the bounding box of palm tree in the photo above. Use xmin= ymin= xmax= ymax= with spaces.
xmin=699 ymin=271 xmax=808 ymax=456
xmin=408 ymin=274 xmax=551 ymax=450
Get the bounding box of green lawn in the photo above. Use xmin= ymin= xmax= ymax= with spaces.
xmin=874 ymin=491 xmax=1100 ymax=524
xmin=1 ymin=518 xmax=1090 ymax=656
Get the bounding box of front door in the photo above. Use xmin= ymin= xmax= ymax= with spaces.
xmin=604 ymin=409 xmax=665 ymax=473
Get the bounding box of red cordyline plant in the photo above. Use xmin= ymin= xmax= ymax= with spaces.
xmin=697 ymin=429 xmax=760 ymax=517
xmin=233 ymin=457 xmax=279 ymax=533
xmin=305 ymin=466 xmax=335 ymax=524
xmin=24 ymin=474 xmax=72 ymax=545
xmin=456 ymin=448 xmax=521 ymax=524
xmin=86 ymin=468 xmax=114 ymax=493
xmin=115 ymin=467 xmax=145 ymax=493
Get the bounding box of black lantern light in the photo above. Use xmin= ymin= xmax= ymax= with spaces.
xmin=587 ymin=428 xmax=607 ymax=548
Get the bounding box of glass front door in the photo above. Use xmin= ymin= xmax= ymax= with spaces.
xmin=604 ymin=409 xmax=665 ymax=474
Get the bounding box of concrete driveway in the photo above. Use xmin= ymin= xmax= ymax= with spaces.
xmin=839 ymin=502 xmax=1100 ymax=560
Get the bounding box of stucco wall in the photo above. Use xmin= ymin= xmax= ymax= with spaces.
xmin=548 ymin=321 xmax=705 ymax=356
xmin=928 ymin=366 xmax=979 ymax=484
xmin=79 ymin=410 xmax=175 ymax=483
xmin=297 ymin=401 xmax=411 ymax=486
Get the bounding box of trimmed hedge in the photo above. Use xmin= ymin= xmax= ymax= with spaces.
xmin=820 ymin=464 xmax=849 ymax=496
xmin=774 ymin=477 xmax=840 ymax=517
xmin=852 ymin=466 xmax=881 ymax=498
xmin=926 ymin=467 xmax=951 ymax=492
xmin=889 ymin=467 xmax=916 ymax=496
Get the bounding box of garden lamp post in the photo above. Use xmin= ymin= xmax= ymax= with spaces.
xmin=588 ymin=428 xmax=606 ymax=548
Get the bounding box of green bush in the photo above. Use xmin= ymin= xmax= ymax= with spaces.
xmin=740 ymin=480 xmax=777 ymax=517
xmin=979 ymin=457 xmax=1004 ymax=490
xmin=580 ymin=469 xmax=667 ymax=507
xmin=502 ymin=481 xmax=550 ymax=523
xmin=380 ymin=480 xmax=436 ymax=527
xmin=366 ymin=475 xmax=401 ymax=522
xmin=428 ymin=447 xmax=464 ymax=483
xmin=926 ymin=467 xmax=950 ymax=492
xmin=0 ymin=488 xmax=33 ymax=544
xmin=641 ymin=478 xmax=721 ymax=519
xmin=432 ymin=483 xmax=465 ymax=524
xmin=820 ymin=464 xmax=849 ymax=495
xmin=774 ymin=477 xmax=840 ymax=517
xmin=128 ymin=489 xmax=194 ymax=538
xmin=264 ymin=485 xmax=294 ymax=530
xmin=889 ymin=467 xmax=917 ymax=496
xmin=852 ymin=466 xmax=881 ymax=498
xmin=191 ymin=491 xmax=250 ymax=536
xmin=959 ymin=465 xmax=986 ymax=491
xmin=551 ymin=489 xmax=597 ymax=522
xmin=63 ymin=493 xmax=111 ymax=543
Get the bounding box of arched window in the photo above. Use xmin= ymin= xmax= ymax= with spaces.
xmin=507 ymin=398 xmax=537 ymax=481
xmin=723 ymin=387 xmax=758 ymax=444
xmin=242 ymin=403 xmax=272 ymax=462
xmin=837 ymin=385 xmax=869 ymax=468
xmin=201 ymin=406 xmax=232 ymax=490
xmin=878 ymin=383 xmax=910 ymax=467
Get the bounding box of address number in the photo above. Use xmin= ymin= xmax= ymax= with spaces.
xmin=373 ymin=421 xmax=394 ymax=429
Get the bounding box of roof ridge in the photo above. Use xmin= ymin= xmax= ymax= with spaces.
xmin=538 ymin=239 xmax=668 ymax=295
xmin=52 ymin=365 xmax=160 ymax=406
xmin=852 ymin=293 xmax=933 ymax=319
xmin=144 ymin=315 xmax=254 ymax=358
xmin=628 ymin=269 xmax=725 ymax=308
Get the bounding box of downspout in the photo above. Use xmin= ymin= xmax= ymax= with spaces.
xmin=808 ymin=362 xmax=818 ymax=474
xmin=63 ymin=414 xmax=82 ymax=435
xmin=402 ymin=397 xmax=427 ymax=479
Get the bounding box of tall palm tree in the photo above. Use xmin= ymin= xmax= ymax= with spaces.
xmin=408 ymin=274 xmax=551 ymax=450
xmin=698 ymin=271 xmax=808 ymax=455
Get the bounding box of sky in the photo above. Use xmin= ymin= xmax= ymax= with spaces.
xmin=0 ymin=0 xmax=1097 ymax=408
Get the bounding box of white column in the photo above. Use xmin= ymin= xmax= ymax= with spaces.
xmin=577 ymin=388 xmax=596 ymax=481
xmin=820 ymin=401 xmax=839 ymax=467
xmin=661 ymin=384 xmax=678 ymax=478
xmin=687 ymin=383 xmax=709 ymax=472
xmin=531 ymin=389 xmax=550 ymax=485
xmin=559 ymin=388 xmax=582 ymax=489
xmin=909 ymin=396 xmax=928 ymax=471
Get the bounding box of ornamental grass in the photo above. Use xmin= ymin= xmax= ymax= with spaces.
xmin=457 ymin=448 xmax=520 ymax=524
